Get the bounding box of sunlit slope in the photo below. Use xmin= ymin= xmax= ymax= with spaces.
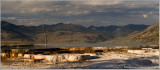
xmin=103 ymin=23 xmax=159 ymax=44
xmin=131 ymin=23 xmax=159 ymax=43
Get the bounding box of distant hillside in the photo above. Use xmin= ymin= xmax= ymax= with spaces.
xmin=103 ymin=23 xmax=159 ymax=44
xmin=1 ymin=21 xmax=111 ymax=44
xmin=35 ymin=31 xmax=107 ymax=44
xmin=2 ymin=21 xmax=156 ymax=44
xmin=131 ymin=23 xmax=159 ymax=43
xmin=88 ymin=24 xmax=148 ymax=38
xmin=1 ymin=21 xmax=34 ymax=41
xmin=112 ymin=24 xmax=149 ymax=38
xmin=88 ymin=25 xmax=120 ymax=32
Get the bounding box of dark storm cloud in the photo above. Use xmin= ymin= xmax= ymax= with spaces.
xmin=1 ymin=1 xmax=159 ymax=26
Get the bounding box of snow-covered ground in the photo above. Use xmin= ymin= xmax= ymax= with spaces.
xmin=1 ymin=52 xmax=159 ymax=69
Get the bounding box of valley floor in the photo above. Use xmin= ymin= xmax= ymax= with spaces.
xmin=1 ymin=52 xmax=159 ymax=69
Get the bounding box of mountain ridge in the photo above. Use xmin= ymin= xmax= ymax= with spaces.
xmin=1 ymin=21 xmax=157 ymax=44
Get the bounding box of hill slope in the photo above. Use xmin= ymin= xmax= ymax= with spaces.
xmin=1 ymin=21 xmax=34 ymax=41
xmin=2 ymin=21 xmax=156 ymax=44
xmin=131 ymin=23 xmax=159 ymax=43
xmin=1 ymin=21 xmax=111 ymax=44
xmin=88 ymin=24 xmax=148 ymax=38
xmin=103 ymin=23 xmax=159 ymax=44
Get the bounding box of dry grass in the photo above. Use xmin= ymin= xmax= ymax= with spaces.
xmin=1 ymin=41 xmax=33 ymax=45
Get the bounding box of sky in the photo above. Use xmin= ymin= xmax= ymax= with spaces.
xmin=1 ymin=0 xmax=159 ymax=27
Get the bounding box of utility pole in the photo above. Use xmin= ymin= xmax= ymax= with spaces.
xmin=42 ymin=24 xmax=47 ymax=48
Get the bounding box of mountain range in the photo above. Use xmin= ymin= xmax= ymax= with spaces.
xmin=1 ymin=21 xmax=158 ymax=44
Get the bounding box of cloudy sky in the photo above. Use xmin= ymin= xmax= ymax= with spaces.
xmin=1 ymin=0 xmax=159 ymax=27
